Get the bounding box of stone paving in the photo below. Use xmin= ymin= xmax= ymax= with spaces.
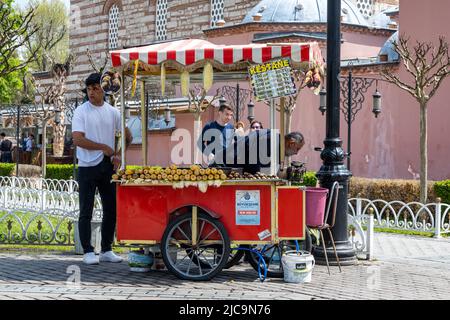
xmin=0 ymin=232 xmax=449 ymax=300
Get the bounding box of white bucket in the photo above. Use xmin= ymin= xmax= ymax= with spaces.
xmin=281 ymin=250 xmax=315 ymax=283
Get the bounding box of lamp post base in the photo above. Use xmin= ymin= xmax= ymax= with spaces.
xmin=313 ymin=240 xmax=357 ymax=266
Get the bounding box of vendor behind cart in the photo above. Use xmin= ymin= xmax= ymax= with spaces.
xmin=213 ymin=129 xmax=305 ymax=178
xmin=198 ymin=103 xmax=234 ymax=164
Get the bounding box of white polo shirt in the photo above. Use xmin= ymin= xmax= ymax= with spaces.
xmin=72 ymin=101 xmax=121 ymax=167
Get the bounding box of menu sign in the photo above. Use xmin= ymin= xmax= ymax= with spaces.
xmin=248 ymin=59 xmax=297 ymax=101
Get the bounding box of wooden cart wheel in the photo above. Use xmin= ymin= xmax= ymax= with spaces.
xmin=246 ymin=229 xmax=312 ymax=278
xmin=161 ymin=211 xmax=230 ymax=281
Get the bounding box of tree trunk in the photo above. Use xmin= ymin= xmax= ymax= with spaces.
xmin=52 ymin=111 xmax=66 ymax=157
xmin=419 ymin=102 xmax=428 ymax=204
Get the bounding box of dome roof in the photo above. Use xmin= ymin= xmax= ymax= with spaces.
xmin=379 ymin=31 xmax=399 ymax=62
xmin=242 ymin=0 xmax=368 ymax=26
xmin=368 ymin=11 xmax=392 ymax=28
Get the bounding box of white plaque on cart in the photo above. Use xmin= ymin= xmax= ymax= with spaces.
xmin=235 ymin=191 xmax=261 ymax=226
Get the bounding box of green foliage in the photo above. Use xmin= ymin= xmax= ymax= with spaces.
xmin=0 ymin=0 xmax=35 ymax=78
xmin=22 ymin=0 xmax=69 ymax=71
xmin=349 ymin=177 xmax=437 ymax=203
xmin=0 ymin=163 xmax=15 ymax=176
xmin=0 ymin=58 xmax=23 ymax=104
xmin=301 ymin=171 xmax=318 ymax=187
xmin=434 ymin=180 xmax=450 ymax=204
xmin=45 ymin=164 xmax=76 ymax=180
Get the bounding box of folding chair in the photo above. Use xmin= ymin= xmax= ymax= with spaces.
xmin=307 ymin=181 xmax=342 ymax=275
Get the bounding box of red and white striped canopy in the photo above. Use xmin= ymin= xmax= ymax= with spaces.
xmin=111 ymin=39 xmax=323 ymax=70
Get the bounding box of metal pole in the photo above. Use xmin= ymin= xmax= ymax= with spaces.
xmin=347 ymin=70 xmax=352 ymax=171
xmin=72 ymin=98 xmax=78 ymax=179
xmin=236 ymin=83 xmax=240 ymax=122
xmin=120 ymin=70 xmax=126 ymax=170
xmin=16 ymin=106 xmax=20 ymax=177
xmin=270 ymin=99 xmax=277 ymax=176
xmin=141 ymin=81 xmax=147 ymax=166
xmin=314 ymin=0 xmax=356 ymax=266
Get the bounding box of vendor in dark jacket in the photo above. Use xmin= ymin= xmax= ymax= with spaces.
xmin=198 ymin=103 xmax=234 ymax=164
xmin=214 ymin=129 xmax=305 ymax=176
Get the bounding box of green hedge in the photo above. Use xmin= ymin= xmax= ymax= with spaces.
xmin=0 ymin=163 xmax=15 ymax=176
xmin=434 ymin=180 xmax=450 ymax=204
xmin=0 ymin=163 xmax=77 ymax=180
xmin=45 ymin=164 xmax=77 ymax=180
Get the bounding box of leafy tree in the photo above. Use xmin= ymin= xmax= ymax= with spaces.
xmin=0 ymin=0 xmax=39 ymax=78
xmin=22 ymin=0 xmax=69 ymax=71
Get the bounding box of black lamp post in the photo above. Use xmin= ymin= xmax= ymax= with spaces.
xmin=314 ymin=0 xmax=357 ymax=266
xmin=16 ymin=105 xmax=21 ymax=177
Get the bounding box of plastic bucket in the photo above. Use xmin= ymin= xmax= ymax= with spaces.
xmin=281 ymin=250 xmax=315 ymax=283
xmin=305 ymin=187 xmax=329 ymax=227
xmin=128 ymin=251 xmax=154 ymax=272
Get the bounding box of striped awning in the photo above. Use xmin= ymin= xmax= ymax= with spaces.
xmin=110 ymin=39 xmax=323 ymax=70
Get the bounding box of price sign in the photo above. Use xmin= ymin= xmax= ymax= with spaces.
xmin=248 ymin=59 xmax=297 ymax=101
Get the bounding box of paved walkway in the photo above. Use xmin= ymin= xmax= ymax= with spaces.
xmin=0 ymin=232 xmax=449 ymax=300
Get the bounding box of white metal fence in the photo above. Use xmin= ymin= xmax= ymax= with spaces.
xmin=0 ymin=177 xmax=102 ymax=245
xmin=348 ymin=198 xmax=450 ymax=238
xmin=0 ymin=177 xmax=79 ymax=193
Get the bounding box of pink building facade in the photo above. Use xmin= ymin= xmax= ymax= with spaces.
xmin=67 ymin=0 xmax=450 ymax=180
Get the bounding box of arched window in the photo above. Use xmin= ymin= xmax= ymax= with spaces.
xmin=109 ymin=4 xmax=120 ymax=49
xmin=355 ymin=0 xmax=374 ymax=18
xmin=210 ymin=0 xmax=224 ymax=27
xmin=155 ymin=0 xmax=168 ymax=41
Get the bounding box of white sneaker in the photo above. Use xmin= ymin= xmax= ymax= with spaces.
xmin=83 ymin=252 xmax=99 ymax=265
xmin=99 ymin=251 xmax=123 ymax=263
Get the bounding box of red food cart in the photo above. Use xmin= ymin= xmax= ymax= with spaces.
xmin=110 ymin=39 xmax=324 ymax=280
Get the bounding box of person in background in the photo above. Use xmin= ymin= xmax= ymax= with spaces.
xmin=0 ymin=133 xmax=13 ymax=163
xmin=25 ymin=134 xmax=35 ymax=164
xmin=249 ymin=120 xmax=263 ymax=132
xmin=234 ymin=121 xmax=246 ymax=138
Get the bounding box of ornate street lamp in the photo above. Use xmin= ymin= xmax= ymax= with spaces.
xmin=219 ymin=96 xmax=227 ymax=107
xmin=247 ymin=100 xmax=255 ymax=124
xmin=319 ymin=72 xmax=383 ymax=170
xmin=314 ymin=0 xmax=357 ymax=266
xmin=164 ymin=106 xmax=171 ymax=125
xmin=372 ymin=84 xmax=382 ymax=118
xmin=319 ymin=87 xmax=327 ymax=115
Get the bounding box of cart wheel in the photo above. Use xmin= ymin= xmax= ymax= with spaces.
xmin=161 ymin=212 xmax=230 ymax=281
xmin=246 ymin=230 xmax=312 ymax=278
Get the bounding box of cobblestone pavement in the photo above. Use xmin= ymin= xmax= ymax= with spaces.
xmin=0 ymin=232 xmax=449 ymax=300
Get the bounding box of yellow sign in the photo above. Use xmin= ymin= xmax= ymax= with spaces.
xmin=248 ymin=59 xmax=291 ymax=75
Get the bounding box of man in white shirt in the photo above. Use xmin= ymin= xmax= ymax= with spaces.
xmin=72 ymin=73 xmax=132 ymax=265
